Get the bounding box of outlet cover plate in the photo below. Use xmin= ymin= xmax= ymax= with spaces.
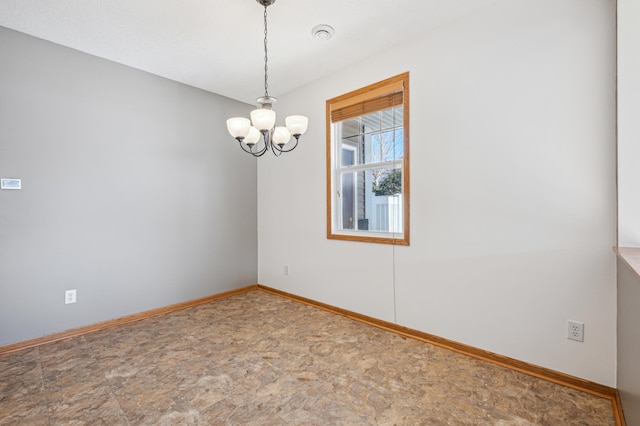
xmin=567 ymin=320 xmax=584 ymax=342
xmin=65 ymin=289 xmax=77 ymax=304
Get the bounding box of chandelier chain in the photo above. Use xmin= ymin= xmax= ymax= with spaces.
xmin=263 ymin=4 xmax=269 ymax=98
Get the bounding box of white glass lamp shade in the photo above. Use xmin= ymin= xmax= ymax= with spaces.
xmin=244 ymin=126 xmax=261 ymax=146
xmin=285 ymin=115 xmax=309 ymax=136
xmin=226 ymin=117 xmax=251 ymax=139
xmin=250 ymin=108 xmax=276 ymax=131
xmin=272 ymin=127 xmax=291 ymax=146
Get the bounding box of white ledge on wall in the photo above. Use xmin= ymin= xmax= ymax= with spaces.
xmin=614 ymin=246 xmax=640 ymax=281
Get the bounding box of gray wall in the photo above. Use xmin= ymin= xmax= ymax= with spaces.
xmin=618 ymin=258 xmax=640 ymax=423
xmin=0 ymin=27 xmax=257 ymax=346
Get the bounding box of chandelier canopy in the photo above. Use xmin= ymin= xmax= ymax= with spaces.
xmin=226 ymin=0 xmax=308 ymax=157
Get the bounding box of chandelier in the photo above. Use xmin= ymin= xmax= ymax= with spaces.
xmin=226 ymin=0 xmax=309 ymax=157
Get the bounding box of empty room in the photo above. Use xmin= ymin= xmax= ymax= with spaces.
xmin=1 ymin=0 xmax=639 ymax=424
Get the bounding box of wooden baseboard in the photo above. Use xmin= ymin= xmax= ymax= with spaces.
xmin=256 ymin=285 xmax=626 ymax=426
xmin=0 ymin=285 xmax=258 ymax=356
xmin=613 ymin=390 xmax=627 ymax=426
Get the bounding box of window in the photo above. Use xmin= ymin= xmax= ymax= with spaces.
xmin=326 ymin=72 xmax=410 ymax=245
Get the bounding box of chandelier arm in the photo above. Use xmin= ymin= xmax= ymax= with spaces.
xmin=238 ymin=141 xmax=269 ymax=157
xmin=253 ymin=146 xmax=270 ymax=157
xmin=269 ymin=141 xmax=284 ymax=157
xmin=271 ymin=136 xmax=300 ymax=154
xmin=257 ymin=129 xmax=275 ymax=156
xmin=282 ymin=136 xmax=300 ymax=152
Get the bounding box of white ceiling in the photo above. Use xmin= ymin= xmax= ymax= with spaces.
xmin=0 ymin=0 xmax=499 ymax=104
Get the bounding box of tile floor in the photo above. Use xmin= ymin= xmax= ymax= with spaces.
xmin=0 ymin=290 xmax=616 ymax=425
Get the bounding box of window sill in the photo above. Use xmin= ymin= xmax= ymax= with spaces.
xmin=614 ymin=246 xmax=640 ymax=281
xmin=327 ymin=232 xmax=409 ymax=246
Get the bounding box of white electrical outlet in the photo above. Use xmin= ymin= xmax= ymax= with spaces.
xmin=65 ymin=289 xmax=77 ymax=304
xmin=284 ymin=265 xmax=289 ymax=276
xmin=567 ymin=320 xmax=584 ymax=342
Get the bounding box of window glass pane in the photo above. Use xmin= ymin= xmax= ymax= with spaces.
xmin=341 ymin=119 xmax=361 ymax=139
xmin=340 ymin=171 xmax=356 ymax=229
xmin=369 ymin=129 xmax=404 ymax=163
xmin=361 ymin=112 xmax=381 ymax=133
xmin=339 ymin=167 xmax=403 ymax=233
xmin=338 ymin=106 xmax=404 ymax=167
xmin=394 ymin=106 xmax=404 ymax=124
xmin=341 ymin=148 xmax=355 ymax=167
xmin=380 ymin=108 xmax=396 ymax=131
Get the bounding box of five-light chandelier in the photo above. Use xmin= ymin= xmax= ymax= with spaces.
xmin=226 ymin=0 xmax=308 ymax=157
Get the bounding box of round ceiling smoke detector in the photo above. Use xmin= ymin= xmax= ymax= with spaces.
xmin=312 ymin=25 xmax=335 ymax=41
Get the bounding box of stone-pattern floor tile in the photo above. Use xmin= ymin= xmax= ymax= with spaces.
xmin=0 ymin=348 xmax=49 ymax=425
xmin=37 ymin=336 xmax=129 ymax=425
xmin=0 ymin=290 xmax=617 ymax=425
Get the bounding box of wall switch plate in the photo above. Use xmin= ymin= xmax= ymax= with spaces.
xmin=65 ymin=289 xmax=77 ymax=304
xmin=567 ymin=320 xmax=584 ymax=342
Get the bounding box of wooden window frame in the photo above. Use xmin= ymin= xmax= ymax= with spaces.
xmin=326 ymin=72 xmax=410 ymax=245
